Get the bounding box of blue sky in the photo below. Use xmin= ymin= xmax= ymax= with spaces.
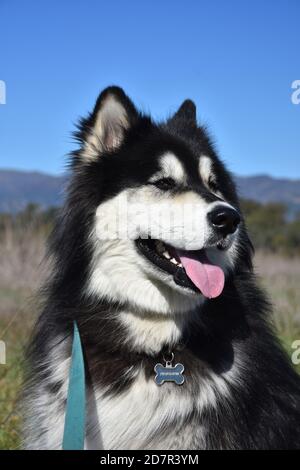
xmin=0 ymin=0 xmax=299 ymax=177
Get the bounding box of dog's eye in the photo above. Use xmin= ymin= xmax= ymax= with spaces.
xmin=151 ymin=177 xmax=176 ymax=191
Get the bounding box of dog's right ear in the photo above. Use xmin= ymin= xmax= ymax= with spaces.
xmin=78 ymin=86 xmax=138 ymax=161
xmin=171 ymin=99 xmax=197 ymax=123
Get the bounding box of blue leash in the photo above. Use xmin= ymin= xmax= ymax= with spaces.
xmin=62 ymin=321 xmax=86 ymax=450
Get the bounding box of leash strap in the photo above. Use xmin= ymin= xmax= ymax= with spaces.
xmin=62 ymin=321 xmax=86 ymax=450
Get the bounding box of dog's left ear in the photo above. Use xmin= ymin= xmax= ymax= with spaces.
xmin=172 ymin=99 xmax=197 ymax=123
xmin=80 ymin=86 xmax=138 ymax=160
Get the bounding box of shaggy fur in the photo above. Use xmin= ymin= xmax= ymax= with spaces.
xmin=23 ymin=86 xmax=300 ymax=450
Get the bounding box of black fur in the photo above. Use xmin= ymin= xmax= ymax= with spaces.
xmin=25 ymin=86 xmax=300 ymax=450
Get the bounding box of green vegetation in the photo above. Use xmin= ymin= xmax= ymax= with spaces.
xmin=2 ymin=200 xmax=300 ymax=255
xmin=0 ymin=312 xmax=34 ymax=449
xmin=241 ymin=199 xmax=300 ymax=255
xmin=0 ymin=202 xmax=299 ymax=449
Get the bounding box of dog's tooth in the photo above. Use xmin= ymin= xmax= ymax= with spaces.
xmin=170 ymin=258 xmax=178 ymax=265
xmin=178 ymin=263 xmax=183 ymax=267
xmin=163 ymin=251 xmax=171 ymax=259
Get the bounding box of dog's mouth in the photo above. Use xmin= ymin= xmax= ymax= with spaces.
xmin=135 ymin=238 xmax=225 ymax=299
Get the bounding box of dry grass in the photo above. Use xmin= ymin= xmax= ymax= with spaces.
xmin=0 ymin=224 xmax=47 ymax=449
xmin=255 ymin=252 xmax=300 ymax=341
xmin=0 ymin=224 xmax=47 ymax=315
xmin=0 ymin=311 xmax=35 ymax=449
xmin=0 ymin=228 xmax=299 ymax=449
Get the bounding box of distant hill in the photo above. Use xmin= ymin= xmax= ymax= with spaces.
xmin=236 ymin=175 xmax=300 ymax=218
xmin=0 ymin=169 xmax=300 ymax=215
xmin=0 ymin=170 xmax=65 ymax=212
xmin=236 ymin=174 xmax=300 ymax=205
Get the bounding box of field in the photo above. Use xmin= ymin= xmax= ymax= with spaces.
xmin=0 ymin=230 xmax=300 ymax=449
xmin=0 ymin=227 xmax=45 ymax=449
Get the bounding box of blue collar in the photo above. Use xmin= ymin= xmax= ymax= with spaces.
xmin=62 ymin=321 xmax=86 ymax=450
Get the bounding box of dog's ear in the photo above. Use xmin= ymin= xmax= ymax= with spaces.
xmin=79 ymin=86 xmax=138 ymax=160
xmin=172 ymin=99 xmax=197 ymax=123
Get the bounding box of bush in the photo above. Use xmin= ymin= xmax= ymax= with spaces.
xmin=0 ymin=200 xmax=300 ymax=256
xmin=241 ymin=199 xmax=300 ymax=255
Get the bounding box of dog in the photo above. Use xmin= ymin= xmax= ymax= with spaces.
xmin=23 ymin=86 xmax=300 ymax=449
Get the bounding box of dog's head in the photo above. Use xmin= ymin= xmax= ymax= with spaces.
xmin=65 ymin=86 xmax=252 ymax=315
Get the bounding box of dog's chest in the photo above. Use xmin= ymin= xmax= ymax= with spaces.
xmin=85 ymin=366 xmax=225 ymax=450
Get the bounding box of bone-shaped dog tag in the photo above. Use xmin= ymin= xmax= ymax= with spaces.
xmin=154 ymin=360 xmax=185 ymax=386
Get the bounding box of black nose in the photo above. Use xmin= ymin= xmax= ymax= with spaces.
xmin=208 ymin=205 xmax=240 ymax=236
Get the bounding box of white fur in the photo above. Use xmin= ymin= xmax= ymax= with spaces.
xmin=87 ymin=232 xmax=203 ymax=315
xmin=23 ymin=92 xmax=244 ymax=450
xmin=91 ymin=348 xmax=241 ymax=450
xmin=199 ymin=155 xmax=223 ymax=198
xmin=88 ymin=183 xmax=237 ymax=315
xmin=199 ymin=155 xmax=214 ymax=183
xmin=95 ymin=188 xmax=213 ymax=249
xmin=119 ymin=310 xmax=187 ymax=354
xmin=23 ymin=336 xmax=71 ymax=450
xmin=83 ymin=96 xmax=129 ymax=160
xmin=149 ymin=152 xmax=187 ymax=184
xmin=24 ymin=333 xmax=242 ymax=450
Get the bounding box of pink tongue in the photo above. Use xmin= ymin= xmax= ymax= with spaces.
xmin=177 ymin=250 xmax=225 ymax=299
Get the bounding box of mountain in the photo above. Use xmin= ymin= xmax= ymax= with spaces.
xmin=0 ymin=170 xmax=65 ymax=212
xmin=235 ymin=174 xmax=300 ymax=206
xmin=235 ymin=175 xmax=300 ymax=218
xmin=0 ymin=169 xmax=300 ymax=214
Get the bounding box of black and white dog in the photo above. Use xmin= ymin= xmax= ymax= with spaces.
xmin=23 ymin=86 xmax=300 ymax=449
